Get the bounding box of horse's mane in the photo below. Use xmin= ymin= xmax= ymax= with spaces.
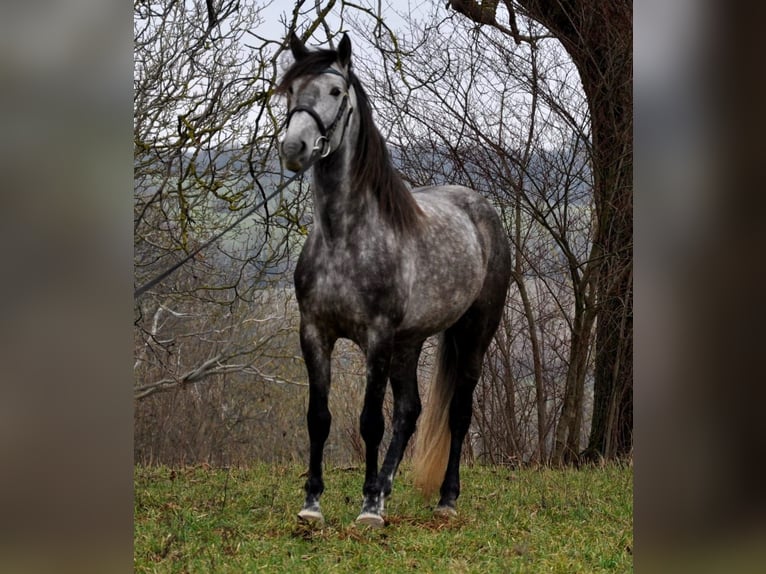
xmin=277 ymin=48 xmax=423 ymax=235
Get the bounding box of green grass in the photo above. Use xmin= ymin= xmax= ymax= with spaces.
xmin=134 ymin=462 xmax=632 ymax=573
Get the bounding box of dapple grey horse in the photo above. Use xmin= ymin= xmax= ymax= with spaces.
xmin=277 ymin=32 xmax=511 ymax=527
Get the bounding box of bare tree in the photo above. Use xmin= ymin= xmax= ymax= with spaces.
xmin=447 ymin=0 xmax=633 ymax=461
xmin=133 ymin=0 xmax=330 ymax=462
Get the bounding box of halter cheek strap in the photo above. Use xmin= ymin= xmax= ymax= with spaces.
xmin=284 ymin=68 xmax=354 ymax=159
xmin=287 ymin=105 xmax=331 ymax=138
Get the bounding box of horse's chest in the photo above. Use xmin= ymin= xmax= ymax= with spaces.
xmin=310 ymin=265 xmax=363 ymax=311
xmin=295 ymin=247 xmax=397 ymax=333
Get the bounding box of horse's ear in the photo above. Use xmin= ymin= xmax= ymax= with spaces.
xmin=337 ymin=32 xmax=351 ymax=69
xmin=289 ymin=32 xmax=309 ymax=61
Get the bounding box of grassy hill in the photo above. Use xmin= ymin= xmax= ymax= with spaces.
xmin=135 ymin=462 xmax=632 ymax=572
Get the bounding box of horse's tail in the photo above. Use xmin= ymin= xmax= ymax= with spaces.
xmin=413 ymin=332 xmax=458 ymax=499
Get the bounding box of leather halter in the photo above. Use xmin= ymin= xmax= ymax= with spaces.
xmin=284 ymin=68 xmax=353 ymax=158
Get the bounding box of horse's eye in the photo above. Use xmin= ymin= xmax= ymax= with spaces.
xmin=330 ymin=87 xmax=341 ymax=97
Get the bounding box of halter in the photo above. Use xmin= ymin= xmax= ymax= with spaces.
xmin=284 ymin=68 xmax=353 ymax=158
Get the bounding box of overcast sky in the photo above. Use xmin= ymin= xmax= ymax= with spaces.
xmin=253 ymin=0 xmax=436 ymax=44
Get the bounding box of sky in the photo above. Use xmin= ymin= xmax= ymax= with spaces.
xmin=252 ymin=0 xmax=436 ymax=45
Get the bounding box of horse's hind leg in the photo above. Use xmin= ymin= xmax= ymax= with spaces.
xmin=436 ymin=305 xmax=504 ymax=515
xmin=433 ymin=335 xmax=482 ymax=516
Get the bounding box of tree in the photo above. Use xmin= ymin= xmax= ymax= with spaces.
xmin=448 ymin=0 xmax=633 ymax=460
xmin=133 ymin=0 xmax=327 ymax=463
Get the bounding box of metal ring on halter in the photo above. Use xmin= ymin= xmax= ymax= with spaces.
xmin=313 ymin=135 xmax=331 ymax=158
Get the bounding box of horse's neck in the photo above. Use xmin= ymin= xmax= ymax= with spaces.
xmin=311 ymin=147 xmax=377 ymax=242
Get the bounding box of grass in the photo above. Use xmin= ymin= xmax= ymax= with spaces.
xmin=134 ymin=462 xmax=632 ymax=573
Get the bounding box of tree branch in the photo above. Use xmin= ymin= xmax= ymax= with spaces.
xmin=448 ymin=0 xmax=549 ymax=44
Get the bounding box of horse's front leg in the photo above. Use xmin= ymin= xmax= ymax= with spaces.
xmin=297 ymin=322 xmax=335 ymax=526
xmin=356 ymin=331 xmax=393 ymax=527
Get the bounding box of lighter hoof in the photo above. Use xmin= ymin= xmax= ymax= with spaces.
xmin=297 ymin=508 xmax=325 ymax=526
xmin=433 ymin=505 xmax=457 ymax=519
xmin=356 ymin=512 xmax=385 ymax=528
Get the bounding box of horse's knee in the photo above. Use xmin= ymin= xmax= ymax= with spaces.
xmin=359 ymin=408 xmax=384 ymax=445
xmin=307 ymin=404 xmax=331 ymax=441
xmin=401 ymin=400 xmax=421 ymax=435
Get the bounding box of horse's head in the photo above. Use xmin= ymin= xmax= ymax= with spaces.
xmin=277 ymin=32 xmax=356 ymax=172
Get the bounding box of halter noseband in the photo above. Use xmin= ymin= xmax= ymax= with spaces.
xmin=285 ymin=68 xmax=353 ymax=159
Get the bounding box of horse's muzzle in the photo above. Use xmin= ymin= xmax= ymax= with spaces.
xmin=281 ymin=138 xmax=308 ymax=172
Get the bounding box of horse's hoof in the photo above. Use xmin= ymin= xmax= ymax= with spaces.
xmin=297 ymin=508 xmax=325 ymax=527
xmin=433 ymin=505 xmax=457 ymax=519
xmin=356 ymin=511 xmax=385 ymax=528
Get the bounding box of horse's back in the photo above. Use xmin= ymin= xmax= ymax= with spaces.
xmin=412 ymin=185 xmax=506 ymax=236
xmin=411 ymin=184 xmax=510 ymax=267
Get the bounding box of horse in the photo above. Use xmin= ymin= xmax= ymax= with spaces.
xmin=276 ymin=32 xmax=511 ymax=527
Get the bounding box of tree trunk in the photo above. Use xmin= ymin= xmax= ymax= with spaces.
xmin=520 ymin=0 xmax=633 ymax=461
xmin=553 ymin=292 xmax=596 ymax=465
xmin=450 ymin=0 xmax=633 ymax=461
